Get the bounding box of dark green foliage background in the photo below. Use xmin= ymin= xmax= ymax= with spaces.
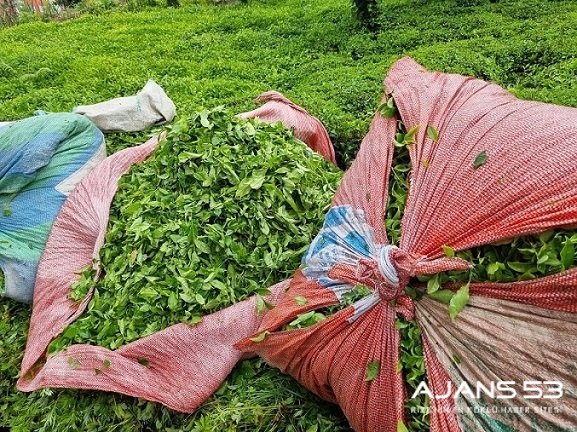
xmin=352 ymin=0 xmax=380 ymax=30
xmin=3 ymin=0 xmax=577 ymax=430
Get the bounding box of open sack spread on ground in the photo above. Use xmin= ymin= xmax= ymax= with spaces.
xmin=0 ymin=113 xmax=104 ymax=303
xmin=15 ymin=57 xmax=577 ymax=432
xmin=17 ymin=106 xmax=340 ymax=409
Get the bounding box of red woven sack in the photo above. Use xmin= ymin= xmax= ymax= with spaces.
xmin=236 ymin=57 xmax=577 ymax=432
xmin=17 ymin=102 xmax=334 ymax=411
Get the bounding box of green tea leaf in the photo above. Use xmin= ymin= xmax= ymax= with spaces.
xmin=199 ymin=111 xmax=211 ymax=128
xmin=426 ymin=274 xmax=441 ymax=294
xmin=235 ymin=180 xmax=252 ymax=198
xmin=295 ymin=295 xmax=308 ymax=306
xmin=286 ymin=310 xmax=317 ymax=328
xmin=254 ymin=287 xmax=273 ymax=296
xmin=561 ymin=239 xmax=575 ymax=270
xmin=403 ymin=125 xmax=420 ymax=145
xmin=255 ymin=294 xmax=274 ymax=314
xmin=248 ymin=171 xmax=266 ymax=189
xmin=507 ymin=261 xmax=535 ymax=273
xmin=426 ymin=125 xmax=439 ymax=142
xmin=167 ymin=292 xmax=178 ymax=310
xmin=67 ymin=357 xmax=80 ymax=369
xmin=130 ymin=249 xmax=138 ymax=264
xmin=365 ymin=360 xmax=380 ymax=382
xmin=486 ymin=262 xmax=502 ymax=276
xmin=256 ymin=294 xmax=266 ymax=314
xmin=177 ymin=151 xmax=202 ymax=163
xmin=249 ymin=331 xmax=269 ymax=343
xmin=473 ymin=150 xmax=487 ymax=169
xmin=539 ymin=230 xmax=555 ymax=243
xmin=449 ymin=283 xmax=470 ymax=321
xmin=188 ymin=316 xmax=203 ymax=326
xmin=195 ymin=293 xmax=206 ymax=305
xmin=442 ymin=245 xmax=455 ymax=258
xmin=397 ymin=421 xmax=409 ymax=432
xmin=137 ymin=358 xmax=150 ymax=368
xmin=378 ymin=96 xmax=396 ymax=118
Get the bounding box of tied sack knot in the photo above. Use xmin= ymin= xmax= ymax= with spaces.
xmin=328 ymin=245 xmax=417 ymax=318
xmin=327 ymin=245 xmax=470 ymax=298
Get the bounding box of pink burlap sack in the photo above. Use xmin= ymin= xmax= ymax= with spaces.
xmin=17 ymin=109 xmax=335 ymax=411
xmin=236 ymin=57 xmax=577 ymax=431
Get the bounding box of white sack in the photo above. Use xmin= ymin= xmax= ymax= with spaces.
xmin=73 ymin=80 xmax=176 ymax=133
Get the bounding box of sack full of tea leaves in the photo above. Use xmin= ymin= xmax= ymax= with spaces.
xmin=236 ymin=57 xmax=577 ymax=432
xmin=17 ymin=106 xmax=341 ymax=412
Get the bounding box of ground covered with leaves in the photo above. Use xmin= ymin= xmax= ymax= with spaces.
xmin=4 ymin=0 xmax=577 ymax=430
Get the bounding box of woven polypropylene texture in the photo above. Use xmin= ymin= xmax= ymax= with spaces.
xmin=19 ymin=135 xmax=161 ymax=386
xmin=19 ymin=279 xmax=287 ymax=411
xmin=417 ymin=296 xmax=577 ymax=431
xmin=238 ymin=91 xmax=337 ymax=165
xmin=421 ymin=335 xmax=460 ymax=432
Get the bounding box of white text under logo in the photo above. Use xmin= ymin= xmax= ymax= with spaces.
xmin=411 ymin=381 xmax=564 ymax=400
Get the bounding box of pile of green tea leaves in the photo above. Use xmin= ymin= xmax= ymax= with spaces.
xmin=47 ymin=107 xmax=342 ymax=353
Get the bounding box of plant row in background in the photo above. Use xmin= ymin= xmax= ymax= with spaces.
xmin=2 ymin=0 xmax=369 ymax=29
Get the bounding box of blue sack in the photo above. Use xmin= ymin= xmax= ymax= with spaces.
xmin=0 ymin=113 xmax=104 ymax=302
